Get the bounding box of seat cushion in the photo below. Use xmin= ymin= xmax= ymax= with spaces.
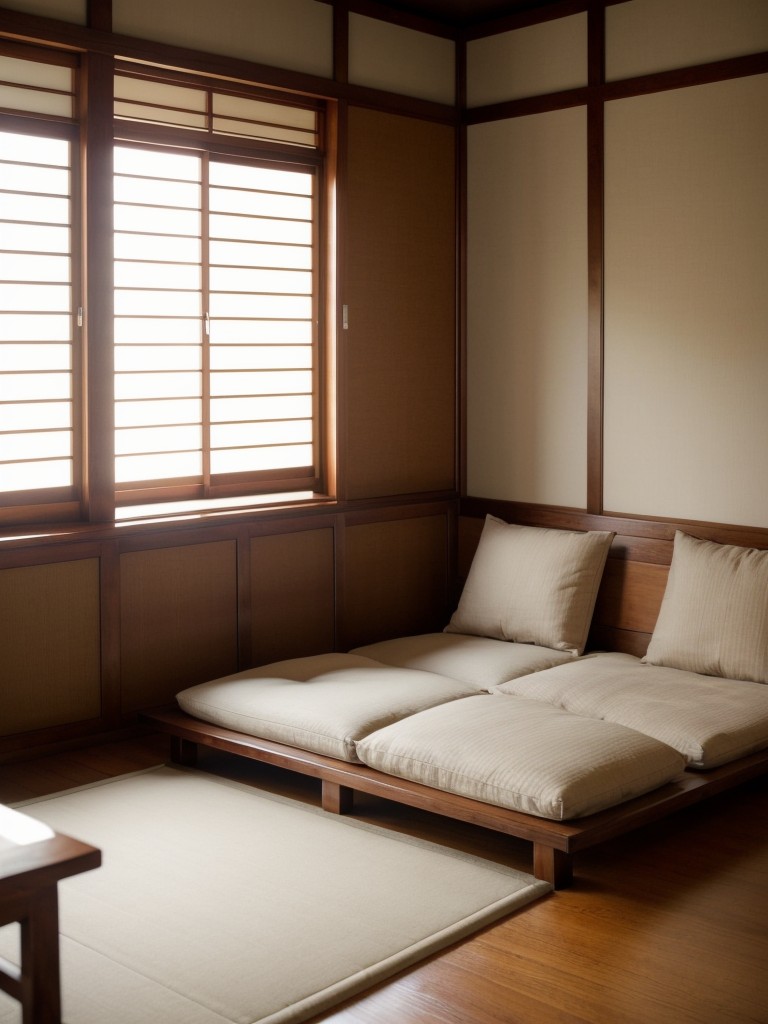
xmin=355 ymin=694 xmax=685 ymax=820
xmin=351 ymin=633 xmax=572 ymax=688
xmin=495 ymin=652 xmax=768 ymax=769
xmin=176 ymin=653 xmax=480 ymax=762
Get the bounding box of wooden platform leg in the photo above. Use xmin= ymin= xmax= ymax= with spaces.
xmin=322 ymin=781 xmax=354 ymax=815
xmin=170 ymin=736 xmax=198 ymax=767
xmin=19 ymin=887 xmax=61 ymax=1024
xmin=533 ymin=844 xmax=573 ymax=890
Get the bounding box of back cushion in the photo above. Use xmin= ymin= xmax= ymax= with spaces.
xmin=644 ymin=531 xmax=768 ymax=684
xmin=445 ymin=516 xmax=614 ymax=656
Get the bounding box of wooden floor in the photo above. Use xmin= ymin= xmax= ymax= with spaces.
xmin=1 ymin=732 xmax=766 ymax=1024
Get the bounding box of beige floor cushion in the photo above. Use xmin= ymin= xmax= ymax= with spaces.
xmin=355 ymin=693 xmax=685 ymax=820
xmin=176 ymin=652 xmax=481 ymax=762
xmin=495 ymin=652 xmax=768 ymax=769
xmin=351 ymin=633 xmax=572 ymax=688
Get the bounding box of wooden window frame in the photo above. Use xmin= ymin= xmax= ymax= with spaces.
xmin=0 ymin=45 xmax=332 ymax=529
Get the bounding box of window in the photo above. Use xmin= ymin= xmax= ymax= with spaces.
xmin=0 ymin=48 xmax=329 ymax=525
xmin=114 ymin=147 xmax=318 ymax=504
xmin=114 ymin=69 xmax=324 ymax=508
xmin=0 ymin=48 xmax=79 ymax=519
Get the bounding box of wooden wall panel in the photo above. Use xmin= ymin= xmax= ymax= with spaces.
xmin=344 ymin=107 xmax=456 ymax=500
xmin=458 ymin=512 xmax=674 ymax=658
xmin=592 ymin=558 xmax=669 ymax=636
xmin=119 ymin=540 xmax=238 ymax=712
xmin=343 ymin=513 xmax=450 ymax=649
xmin=250 ymin=527 xmax=335 ymax=666
xmin=0 ymin=559 xmax=101 ymax=736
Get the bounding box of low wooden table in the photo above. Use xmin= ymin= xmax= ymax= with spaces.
xmin=0 ymin=804 xmax=101 ymax=1024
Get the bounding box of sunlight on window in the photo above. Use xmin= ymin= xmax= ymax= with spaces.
xmin=114 ymin=146 xmax=316 ymax=489
xmin=115 ymin=424 xmax=201 ymax=456
xmin=0 ymin=460 xmax=71 ymax=491
xmin=1 ymin=402 xmax=70 ymax=431
xmin=0 ymin=284 xmax=71 ymax=312
xmin=210 ymin=346 xmax=311 ymax=370
xmin=115 ymin=398 xmax=202 ymax=428
xmin=114 ymin=146 xmax=200 ymax=181
xmin=0 ymin=373 xmax=70 ymax=402
xmin=213 ymin=445 xmax=312 ymax=474
xmin=115 ymin=346 xmax=201 ymax=372
xmin=0 ymin=345 xmax=70 ymax=370
xmin=115 ymin=451 xmax=201 ymax=482
xmin=0 ymin=254 xmax=70 ymax=282
xmin=115 ymin=372 xmax=201 ymax=401
xmin=211 ymin=395 xmax=311 ymax=421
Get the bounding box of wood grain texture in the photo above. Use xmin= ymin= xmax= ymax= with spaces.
xmin=119 ymin=540 xmax=238 ymax=712
xmin=249 ymin=527 xmax=335 ymax=666
xmin=342 ymin=513 xmax=450 ymax=648
xmin=592 ymin=557 xmax=668 ymax=635
xmin=2 ymin=736 xmax=765 ymax=1024
xmin=343 ymin=106 xmax=456 ymax=500
xmin=0 ymin=559 xmax=101 ymax=736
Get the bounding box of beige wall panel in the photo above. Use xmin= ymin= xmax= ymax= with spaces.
xmin=0 ymin=0 xmax=85 ymax=21
xmin=348 ymin=14 xmax=455 ymax=105
xmin=344 ymin=108 xmax=456 ymax=500
xmin=466 ymin=14 xmax=587 ymax=107
xmin=120 ymin=540 xmax=238 ymax=712
xmin=343 ymin=515 xmax=449 ymax=648
xmin=250 ymin=527 xmax=335 ymax=666
xmin=0 ymin=559 xmax=100 ymax=735
xmin=466 ymin=109 xmax=588 ymax=507
xmin=604 ymin=76 xmax=768 ymax=528
xmin=607 ymin=0 xmax=768 ymax=81
xmin=113 ymin=0 xmax=333 ymax=78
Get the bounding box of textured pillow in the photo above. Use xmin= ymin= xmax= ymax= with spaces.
xmin=445 ymin=516 xmax=614 ymax=656
xmin=644 ymin=531 xmax=768 ymax=684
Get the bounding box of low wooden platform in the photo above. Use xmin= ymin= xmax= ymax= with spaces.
xmin=143 ymin=706 xmax=768 ymax=889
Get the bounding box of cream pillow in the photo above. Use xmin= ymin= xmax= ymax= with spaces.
xmin=445 ymin=516 xmax=614 ymax=655
xmin=644 ymin=531 xmax=768 ymax=684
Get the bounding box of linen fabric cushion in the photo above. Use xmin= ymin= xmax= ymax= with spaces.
xmin=644 ymin=531 xmax=768 ymax=684
xmin=444 ymin=516 xmax=614 ymax=655
xmin=351 ymin=633 xmax=572 ymax=688
xmin=495 ymin=652 xmax=768 ymax=769
xmin=355 ymin=693 xmax=685 ymax=820
xmin=176 ymin=652 xmax=482 ymax=762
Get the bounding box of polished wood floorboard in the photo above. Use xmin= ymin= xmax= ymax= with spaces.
xmin=1 ymin=733 xmax=766 ymax=1024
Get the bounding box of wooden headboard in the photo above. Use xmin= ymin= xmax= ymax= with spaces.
xmin=458 ymin=500 xmax=768 ymax=659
